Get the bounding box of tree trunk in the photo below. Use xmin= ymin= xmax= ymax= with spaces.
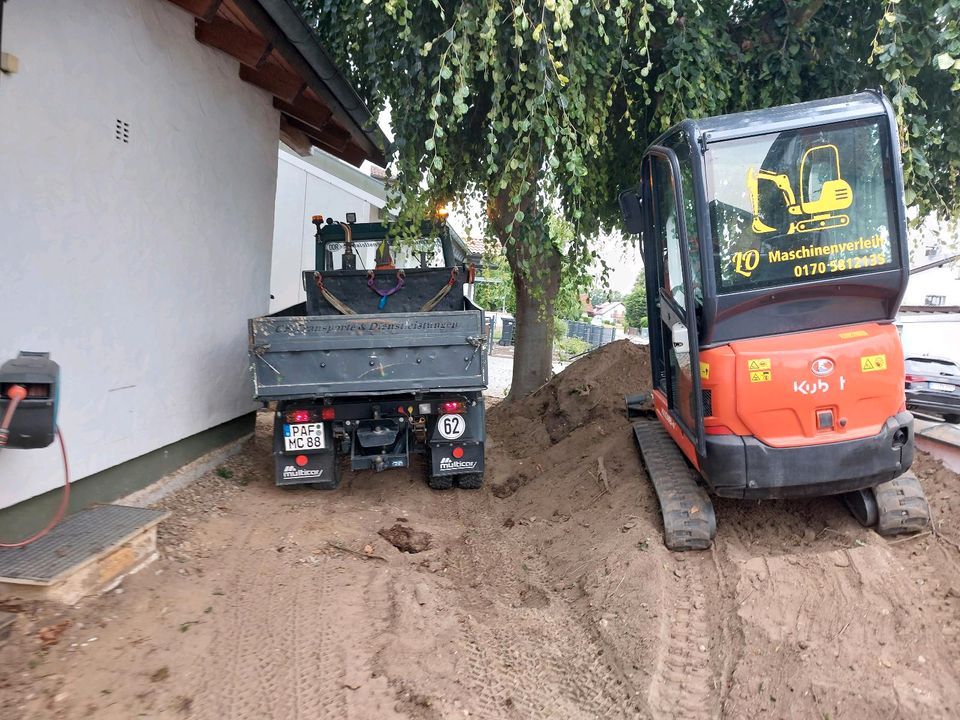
xmin=504 ymin=238 xmax=562 ymax=399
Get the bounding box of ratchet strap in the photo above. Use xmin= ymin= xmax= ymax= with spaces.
xmin=421 ymin=266 xmax=459 ymax=312
xmin=313 ymin=272 xmax=356 ymax=315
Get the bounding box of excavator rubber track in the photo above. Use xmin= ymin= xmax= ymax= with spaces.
xmin=874 ymin=471 xmax=930 ymax=536
xmin=633 ymin=421 xmax=717 ymax=551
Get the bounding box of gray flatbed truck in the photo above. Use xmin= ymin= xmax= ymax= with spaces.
xmin=248 ymin=217 xmax=487 ymax=490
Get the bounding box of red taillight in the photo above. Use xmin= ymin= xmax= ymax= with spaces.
xmin=286 ymin=409 xmax=313 ymax=424
xmin=452 ymin=446 xmax=464 ymax=459
xmin=321 ymin=407 xmax=335 ymax=421
xmin=440 ymin=401 xmax=466 ymax=414
xmin=905 ymin=375 xmax=925 ymax=383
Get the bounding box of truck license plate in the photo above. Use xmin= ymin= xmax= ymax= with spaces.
xmin=930 ymin=382 xmax=955 ymax=392
xmin=284 ymin=423 xmax=325 ymax=451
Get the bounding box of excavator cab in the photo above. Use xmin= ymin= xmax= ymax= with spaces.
xmin=619 ymin=92 xmax=929 ymax=550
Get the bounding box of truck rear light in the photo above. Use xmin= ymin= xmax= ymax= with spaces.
xmin=440 ymin=401 xmax=466 ymax=414
xmin=418 ymin=402 xmax=432 ymax=415
xmin=286 ymin=409 xmax=314 ymax=424
xmin=452 ymin=446 xmax=464 ymax=458
xmin=321 ymin=407 xmax=335 ymax=421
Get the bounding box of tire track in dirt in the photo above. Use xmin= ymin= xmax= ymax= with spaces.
xmin=435 ymin=490 xmax=640 ymax=719
xmin=647 ymin=555 xmax=720 ymax=720
xmin=188 ymin=507 xmax=396 ymax=720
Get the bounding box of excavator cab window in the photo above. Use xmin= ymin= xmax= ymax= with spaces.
xmin=705 ymin=118 xmax=899 ymax=293
xmin=668 ymin=132 xmax=704 ymax=307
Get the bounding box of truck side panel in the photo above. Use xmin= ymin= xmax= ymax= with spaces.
xmin=249 ymin=310 xmax=487 ymax=399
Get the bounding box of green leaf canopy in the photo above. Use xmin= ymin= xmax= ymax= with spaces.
xmin=298 ymin=0 xmax=960 ymax=244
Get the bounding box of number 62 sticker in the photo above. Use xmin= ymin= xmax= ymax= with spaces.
xmin=437 ymin=414 xmax=466 ymax=440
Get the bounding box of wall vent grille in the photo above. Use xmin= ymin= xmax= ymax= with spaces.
xmin=115 ymin=119 xmax=130 ymax=143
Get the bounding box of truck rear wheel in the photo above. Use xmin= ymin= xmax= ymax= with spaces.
xmin=427 ymin=475 xmax=453 ymax=490
xmin=455 ymin=473 xmax=484 ymax=489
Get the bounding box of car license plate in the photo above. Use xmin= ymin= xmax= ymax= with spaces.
xmin=930 ymin=382 xmax=955 ymax=392
xmin=283 ymin=423 xmax=325 ymax=451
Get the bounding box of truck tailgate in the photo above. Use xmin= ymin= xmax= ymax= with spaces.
xmin=249 ymin=311 xmax=487 ymax=399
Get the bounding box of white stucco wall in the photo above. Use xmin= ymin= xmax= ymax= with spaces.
xmin=270 ymin=150 xmax=385 ymax=312
xmin=0 ymin=0 xmax=279 ymax=508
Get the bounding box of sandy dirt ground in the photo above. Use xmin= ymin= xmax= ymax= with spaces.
xmin=2 ymin=341 xmax=960 ymax=720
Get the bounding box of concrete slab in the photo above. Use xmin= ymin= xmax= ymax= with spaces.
xmin=916 ymin=421 xmax=960 ymax=473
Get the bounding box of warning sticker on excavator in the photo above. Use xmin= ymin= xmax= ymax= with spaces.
xmin=700 ymin=362 xmax=710 ymax=380
xmin=839 ymin=330 xmax=869 ymax=339
xmin=747 ymin=358 xmax=771 ymax=371
xmin=860 ymin=354 xmax=887 ymax=372
xmin=750 ymin=370 xmax=772 ymax=383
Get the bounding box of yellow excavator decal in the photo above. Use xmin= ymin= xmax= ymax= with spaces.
xmin=748 ymin=143 xmax=853 ymax=235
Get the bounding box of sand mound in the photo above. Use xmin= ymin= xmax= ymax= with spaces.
xmin=488 ymin=339 xmax=651 ymax=460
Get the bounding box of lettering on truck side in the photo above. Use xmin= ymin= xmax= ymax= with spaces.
xmin=273 ymin=320 xmax=462 ymax=334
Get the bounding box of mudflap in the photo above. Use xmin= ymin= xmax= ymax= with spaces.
xmin=427 ymin=398 xmax=485 ymax=486
xmin=633 ymin=420 xmax=717 ymax=551
xmin=272 ymin=415 xmax=340 ymax=489
xmin=429 ymin=441 xmax=485 ymax=478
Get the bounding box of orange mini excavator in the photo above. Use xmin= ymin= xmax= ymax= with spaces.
xmin=619 ymin=92 xmax=929 ymax=550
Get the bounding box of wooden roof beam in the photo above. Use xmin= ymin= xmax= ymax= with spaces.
xmin=279 ymin=116 xmax=362 ymax=165
xmin=337 ymin=142 xmax=369 ymax=168
xmin=279 ymin=115 xmax=313 ymax=156
xmin=168 ymin=0 xmax=222 ymax=21
xmin=195 ymin=16 xmax=271 ymax=69
xmin=274 ymin=96 xmax=332 ymax=132
xmin=280 ymin=115 xmax=350 ymax=151
xmin=240 ymin=63 xmax=306 ymax=104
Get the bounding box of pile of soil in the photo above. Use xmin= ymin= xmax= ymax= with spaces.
xmin=485 ymin=339 xmax=651 ymax=501
xmin=489 ymin=339 xmax=651 ymax=459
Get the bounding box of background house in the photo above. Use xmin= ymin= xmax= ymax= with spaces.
xmin=592 ymin=301 xmax=626 ymax=325
xmin=0 ymin=0 xmax=384 ymax=535
xmin=897 ymin=253 xmax=960 ymax=363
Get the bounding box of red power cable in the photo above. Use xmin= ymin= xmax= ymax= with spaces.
xmin=0 ymin=384 xmax=71 ymax=548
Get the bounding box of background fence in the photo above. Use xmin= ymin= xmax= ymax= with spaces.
xmin=564 ymin=321 xmax=617 ymax=348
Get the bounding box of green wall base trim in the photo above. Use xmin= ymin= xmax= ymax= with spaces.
xmin=0 ymin=413 xmax=255 ymax=543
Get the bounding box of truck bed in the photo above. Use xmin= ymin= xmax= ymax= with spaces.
xmin=249 ymin=309 xmax=487 ymax=400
